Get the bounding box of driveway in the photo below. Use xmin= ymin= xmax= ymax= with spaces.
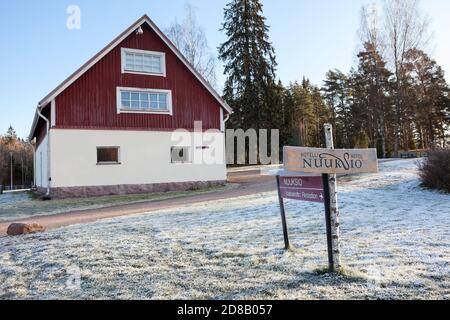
xmin=0 ymin=170 xmax=276 ymax=236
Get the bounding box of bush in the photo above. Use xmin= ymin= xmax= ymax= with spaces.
xmin=418 ymin=148 xmax=450 ymax=193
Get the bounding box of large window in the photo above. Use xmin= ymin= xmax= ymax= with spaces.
xmin=97 ymin=147 xmax=120 ymax=165
xmin=121 ymin=48 xmax=165 ymax=76
xmin=117 ymin=87 xmax=172 ymax=114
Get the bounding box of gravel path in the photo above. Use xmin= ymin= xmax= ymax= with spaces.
xmin=0 ymin=176 xmax=275 ymax=236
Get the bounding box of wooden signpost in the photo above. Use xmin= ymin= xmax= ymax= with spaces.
xmin=277 ymin=123 xmax=378 ymax=273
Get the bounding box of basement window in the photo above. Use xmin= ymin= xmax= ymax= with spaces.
xmin=97 ymin=147 xmax=120 ymax=165
xmin=121 ymin=48 xmax=166 ymax=76
xmin=171 ymin=147 xmax=191 ymax=164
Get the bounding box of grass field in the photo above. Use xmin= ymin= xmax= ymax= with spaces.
xmin=0 ymin=184 xmax=235 ymax=222
xmin=0 ymin=159 xmax=449 ymax=299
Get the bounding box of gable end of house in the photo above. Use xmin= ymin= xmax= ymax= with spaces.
xmin=29 ymin=14 xmax=232 ymax=141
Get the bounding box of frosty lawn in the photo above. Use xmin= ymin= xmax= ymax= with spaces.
xmin=0 ymin=184 xmax=234 ymax=222
xmin=0 ymin=159 xmax=449 ymax=299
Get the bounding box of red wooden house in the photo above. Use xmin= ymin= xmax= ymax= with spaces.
xmin=29 ymin=15 xmax=232 ymax=198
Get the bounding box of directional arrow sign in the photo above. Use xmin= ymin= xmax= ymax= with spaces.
xmin=278 ymin=175 xmax=324 ymax=203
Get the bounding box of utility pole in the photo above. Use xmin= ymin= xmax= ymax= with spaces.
xmin=10 ymin=152 xmax=13 ymax=191
xmin=323 ymin=124 xmax=341 ymax=272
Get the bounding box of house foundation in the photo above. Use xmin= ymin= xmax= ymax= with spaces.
xmin=36 ymin=180 xmax=226 ymax=199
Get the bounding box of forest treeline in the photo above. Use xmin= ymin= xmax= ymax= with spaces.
xmin=220 ymin=0 xmax=450 ymax=159
xmin=2 ymin=0 xmax=450 ymax=186
xmin=0 ymin=126 xmax=34 ymax=188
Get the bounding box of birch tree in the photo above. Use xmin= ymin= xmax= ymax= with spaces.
xmin=382 ymin=0 xmax=431 ymax=156
xmin=359 ymin=3 xmax=384 ymax=55
xmin=166 ymin=4 xmax=218 ymax=88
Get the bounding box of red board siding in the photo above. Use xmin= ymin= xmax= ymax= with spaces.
xmin=55 ymin=24 xmax=222 ymax=131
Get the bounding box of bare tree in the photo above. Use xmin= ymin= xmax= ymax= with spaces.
xmin=359 ymin=3 xmax=385 ymax=55
xmin=166 ymin=4 xmax=218 ymax=88
xmin=382 ymin=0 xmax=431 ymax=156
xmin=358 ymin=4 xmax=391 ymax=158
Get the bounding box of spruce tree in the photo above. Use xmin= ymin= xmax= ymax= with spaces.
xmin=219 ymin=0 xmax=280 ymax=133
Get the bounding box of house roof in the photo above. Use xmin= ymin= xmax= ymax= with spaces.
xmin=29 ymin=14 xmax=232 ymax=140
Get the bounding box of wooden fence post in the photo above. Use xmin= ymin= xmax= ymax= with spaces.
xmin=324 ymin=123 xmax=341 ymax=271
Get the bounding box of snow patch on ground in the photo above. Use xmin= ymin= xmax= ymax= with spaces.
xmin=0 ymin=159 xmax=449 ymax=299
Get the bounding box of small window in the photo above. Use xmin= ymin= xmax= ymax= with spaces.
xmin=121 ymin=48 xmax=165 ymax=76
xmin=97 ymin=147 xmax=120 ymax=165
xmin=171 ymin=147 xmax=191 ymax=163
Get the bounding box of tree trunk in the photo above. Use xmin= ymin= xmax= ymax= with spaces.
xmin=379 ymin=113 xmax=387 ymax=158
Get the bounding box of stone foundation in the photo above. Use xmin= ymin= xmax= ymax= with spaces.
xmin=35 ymin=180 xmax=226 ymax=199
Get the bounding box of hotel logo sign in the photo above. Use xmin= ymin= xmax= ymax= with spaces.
xmin=284 ymin=146 xmax=378 ymax=174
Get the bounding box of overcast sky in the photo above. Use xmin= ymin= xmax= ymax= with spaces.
xmin=1 ymin=0 xmax=449 ymax=138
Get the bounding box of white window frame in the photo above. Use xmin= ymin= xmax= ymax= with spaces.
xmin=116 ymin=87 xmax=173 ymax=115
xmin=121 ymin=48 xmax=166 ymax=77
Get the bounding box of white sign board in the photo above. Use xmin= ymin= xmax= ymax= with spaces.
xmin=284 ymin=146 xmax=378 ymax=174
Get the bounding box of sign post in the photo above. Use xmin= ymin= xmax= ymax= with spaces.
xmin=275 ymin=174 xmax=324 ymax=250
xmin=281 ymin=123 xmax=378 ymax=273
xmin=276 ymin=175 xmax=290 ymax=250
xmin=321 ymin=174 xmax=334 ymax=271
xmin=323 ymin=123 xmax=341 ymax=272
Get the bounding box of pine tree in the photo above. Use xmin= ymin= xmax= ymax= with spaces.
xmin=382 ymin=0 xmax=431 ymax=157
xmin=286 ymin=81 xmax=313 ymax=146
xmin=4 ymin=126 xmax=18 ymax=145
xmin=404 ymin=49 xmax=450 ymax=149
xmin=310 ymin=86 xmax=331 ymax=147
xmin=322 ymin=70 xmax=352 ymax=148
xmin=352 ymin=42 xmax=393 ymax=157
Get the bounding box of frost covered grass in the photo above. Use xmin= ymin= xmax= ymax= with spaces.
xmin=0 ymin=159 xmax=449 ymax=299
xmin=0 ymin=185 xmax=235 ymax=222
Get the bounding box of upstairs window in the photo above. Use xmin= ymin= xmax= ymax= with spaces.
xmin=121 ymin=48 xmax=165 ymax=76
xmin=117 ymin=87 xmax=172 ymax=114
